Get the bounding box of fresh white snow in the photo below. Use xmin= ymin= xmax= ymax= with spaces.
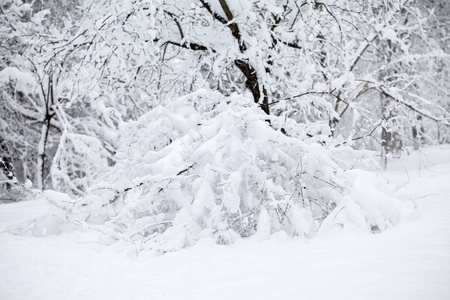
xmin=1 ymin=146 xmax=450 ymax=300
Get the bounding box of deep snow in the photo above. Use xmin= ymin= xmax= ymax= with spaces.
xmin=1 ymin=146 xmax=449 ymax=300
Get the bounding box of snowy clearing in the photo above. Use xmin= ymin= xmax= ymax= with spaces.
xmin=1 ymin=146 xmax=450 ymax=300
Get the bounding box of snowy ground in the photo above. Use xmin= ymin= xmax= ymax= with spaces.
xmin=1 ymin=146 xmax=449 ymax=300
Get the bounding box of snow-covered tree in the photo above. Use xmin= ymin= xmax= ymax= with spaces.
xmin=74 ymin=0 xmax=449 ymax=147
xmin=0 ymin=0 xmax=113 ymax=191
xmin=324 ymin=0 xmax=450 ymax=163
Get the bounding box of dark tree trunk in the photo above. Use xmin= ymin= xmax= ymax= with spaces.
xmin=234 ymin=59 xmax=270 ymax=115
xmin=412 ymin=115 xmax=425 ymax=150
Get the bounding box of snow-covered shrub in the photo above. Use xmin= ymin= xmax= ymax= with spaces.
xmin=56 ymin=92 xmax=412 ymax=252
xmin=61 ymin=92 xmax=346 ymax=250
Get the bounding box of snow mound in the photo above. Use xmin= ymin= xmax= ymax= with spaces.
xmin=319 ymin=170 xmax=417 ymax=236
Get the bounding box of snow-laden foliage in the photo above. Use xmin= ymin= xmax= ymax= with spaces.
xmin=72 ymin=93 xmax=346 ymax=249
xmin=43 ymin=92 xmax=400 ymax=252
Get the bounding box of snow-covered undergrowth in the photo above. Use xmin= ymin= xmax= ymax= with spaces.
xmin=37 ymin=92 xmax=414 ymax=252
xmin=2 ymin=145 xmax=449 ymax=300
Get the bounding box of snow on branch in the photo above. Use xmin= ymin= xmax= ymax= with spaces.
xmin=357 ymin=80 xmax=450 ymax=127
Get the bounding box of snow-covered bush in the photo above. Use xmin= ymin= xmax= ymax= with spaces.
xmin=42 ymin=91 xmax=400 ymax=252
